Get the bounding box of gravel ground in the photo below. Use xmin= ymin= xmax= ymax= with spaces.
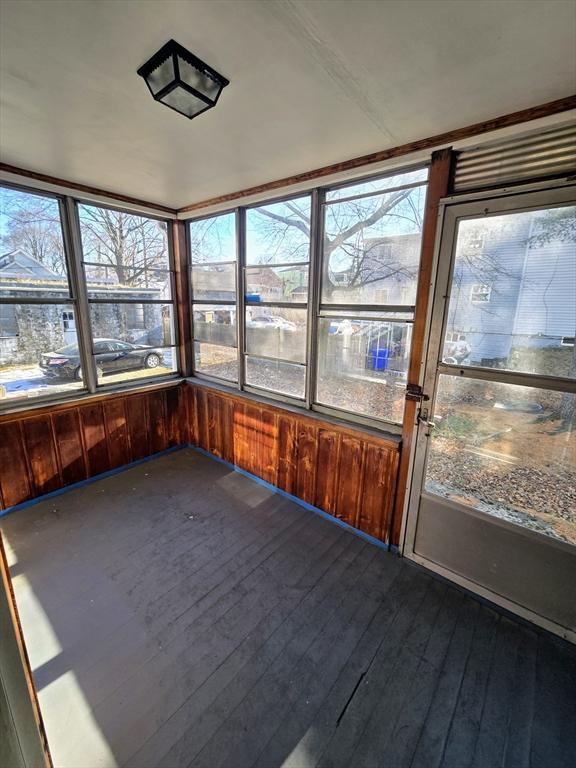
xmin=427 ymin=438 xmax=576 ymax=544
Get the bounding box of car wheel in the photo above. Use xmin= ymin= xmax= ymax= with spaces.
xmin=75 ymin=365 xmax=104 ymax=381
xmin=145 ymin=353 xmax=161 ymax=369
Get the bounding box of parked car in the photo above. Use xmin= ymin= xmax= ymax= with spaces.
xmin=39 ymin=338 xmax=164 ymax=380
xmin=246 ymin=315 xmax=296 ymax=331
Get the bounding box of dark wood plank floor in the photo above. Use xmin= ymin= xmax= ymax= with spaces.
xmin=2 ymin=448 xmax=575 ymax=768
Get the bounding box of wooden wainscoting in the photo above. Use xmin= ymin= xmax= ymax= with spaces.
xmin=0 ymin=384 xmax=188 ymax=510
xmin=187 ymin=383 xmax=401 ymax=545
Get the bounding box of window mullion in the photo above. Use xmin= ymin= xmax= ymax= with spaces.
xmin=236 ymin=207 xmax=246 ymax=392
xmin=62 ymin=197 xmax=98 ymax=394
xmin=306 ymin=188 xmax=323 ymax=409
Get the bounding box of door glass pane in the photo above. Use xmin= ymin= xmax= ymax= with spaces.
xmin=425 ymin=375 xmax=576 ymax=544
xmin=245 ymin=307 xmax=307 ymax=364
xmin=316 ymin=317 xmax=411 ymax=423
xmin=245 ymin=356 xmax=305 ymax=399
xmin=444 ymin=206 xmax=576 ymax=378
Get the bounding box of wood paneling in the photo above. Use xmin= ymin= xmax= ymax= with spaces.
xmin=0 ymin=423 xmax=31 ymax=509
xmin=21 ymin=416 xmax=61 ymax=497
xmin=0 ymin=385 xmax=187 ymax=511
xmin=178 ymin=96 xmax=575 ymax=213
xmin=1 ymin=380 xmax=399 ymax=544
xmin=187 ymin=383 xmax=400 ymax=545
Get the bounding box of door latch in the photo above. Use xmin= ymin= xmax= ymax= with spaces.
xmin=417 ymin=407 xmax=436 ymax=435
xmin=406 ymin=383 xmax=430 ymax=402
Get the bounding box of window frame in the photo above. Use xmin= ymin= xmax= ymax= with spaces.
xmin=0 ymin=181 xmax=180 ymax=413
xmin=187 ymin=164 xmax=430 ymax=432
xmin=75 ymin=198 xmax=179 ymax=391
xmin=243 ymin=192 xmax=312 ymax=403
xmin=189 ymin=208 xmax=241 ymax=385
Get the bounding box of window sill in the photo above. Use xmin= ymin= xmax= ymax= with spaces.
xmin=0 ymin=374 xmax=183 ymax=421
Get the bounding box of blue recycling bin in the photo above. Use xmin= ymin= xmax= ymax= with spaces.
xmin=372 ymin=347 xmax=390 ymax=371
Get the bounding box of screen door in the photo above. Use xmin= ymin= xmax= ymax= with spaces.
xmin=404 ymin=183 xmax=576 ymax=641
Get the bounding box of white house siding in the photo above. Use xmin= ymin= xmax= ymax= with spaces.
xmin=446 ymin=218 xmax=528 ymax=365
xmin=512 ymin=239 xmax=576 ymax=343
xmin=444 ymin=215 xmax=575 ymax=366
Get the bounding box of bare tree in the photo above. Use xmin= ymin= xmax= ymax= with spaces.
xmin=77 ymin=205 xmax=168 ymax=285
xmin=1 ymin=189 xmax=168 ymax=286
xmin=1 ymin=191 xmax=66 ymax=274
xmin=252 ymin=188 xmax=423 ymax=298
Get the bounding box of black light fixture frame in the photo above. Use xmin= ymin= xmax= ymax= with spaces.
xmin=137 ymin=39 xmax=230 ymax=119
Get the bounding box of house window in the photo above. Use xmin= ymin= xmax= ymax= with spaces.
xmin=188 ymin=166 xmax=428 ymax=427
xmin=561 ymin=336 xmax=575 ymax=346
xmin=470 ymin=283 xmax=492 ymax=303
xmin=78 ymin=203 xmax=176 ymax=385
xmin=125 ymin=304 xmax=145 ymax=330
xmin=0 ymin=304 xmax=18 ymax=336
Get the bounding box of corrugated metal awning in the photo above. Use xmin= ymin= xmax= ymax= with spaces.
xmin=453 ymin=123 xmax=576 ymax=191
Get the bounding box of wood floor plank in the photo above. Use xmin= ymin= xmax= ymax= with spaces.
xmin=409 ymin=596 xmax=481 ymax=768
xmin=315 ymin=571 xmax=434 ymax=768
xmin=349 ymin=581 xmax=462 ymax=768
xmin=129 ymin=534 xmax=369 ymax=767
xmin=190 ymin=546 xmax=401 ymax=768
xmin=83 ymin=505 xmax=350 ymax=764
xmin=2 ymin=449 xmax=575 ymax=768
xmin=471 ymin=616 xmax=522 ymax=768
xmin=503 ymin=623 xmax=537 ymax=768
xmin=440 ymin=605 xmax=500 ymax=768
xmin=530 ymin=634 xmax=576 ymax=768
xmin=252 ymin=562 xmax=427 ymax=768
xmin=187 ymin=547 xmax=385 ymax=768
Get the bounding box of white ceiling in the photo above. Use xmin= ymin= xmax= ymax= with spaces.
xmin=0 ymin=0 xmax=574 ymax=209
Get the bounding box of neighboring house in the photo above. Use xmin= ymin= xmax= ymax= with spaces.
xmin=444 ymin=217 xmax=575 ymax=368
xmin=325 ymin=224 xmax=574 ymax=376
xmin=0 ymin=250 xmax=169 ymax=364
xmin=329 ymin=233 xmax=422 ymax=305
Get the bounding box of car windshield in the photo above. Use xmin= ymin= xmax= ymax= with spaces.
xmin=55 ymin=344 xmax=78 ymax=354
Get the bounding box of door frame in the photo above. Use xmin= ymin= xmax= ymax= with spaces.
xmin=401 ymin=177 xmax=576 ymax=642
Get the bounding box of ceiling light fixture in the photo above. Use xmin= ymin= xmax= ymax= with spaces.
xmin=137 ymin=39 xmax=229 ymax=120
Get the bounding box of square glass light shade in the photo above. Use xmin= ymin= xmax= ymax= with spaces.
xmin=138 ymin=39 xmax=229 ymax=120
xmin=160 ymin=86 xmax=212 ymax=119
